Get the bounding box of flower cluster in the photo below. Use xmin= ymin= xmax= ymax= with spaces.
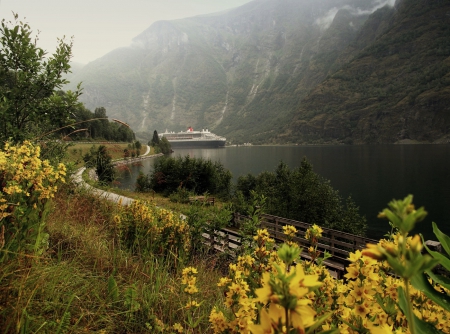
xmin=210 ymin=231 xmax=332 ymax=334
xmin=304 ymin=223 xmax=323 ymax=243
xmin=282 ymin=224 xmax=297 ymax=238
xmin=282 ymin=224 xmax=300 ymax=250
xmin=115 ymin=200 xmax=190 ymax=262
xmin=1 ymin=141 xmax=66 ymax=253
xmin=210 ymin=229 xmax=279 ymax=333
xmin=304 ymin=224 xmax=325 ymax=264
xmin=250 ymin=260 xmax=322 ymax=333
xmin=178 ymin=266 xmax=206 ymax=332
xmin=181 ymin=267 xmax=199 ymax=295
xmin=208 ymin=220 xmax=450 ymax=333
xmin=1 ymin=141 xmax=66 ymax=216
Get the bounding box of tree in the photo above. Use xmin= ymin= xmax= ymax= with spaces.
xmin=134 ymin=140 xmax=142 ymax=156
xmin=95 ymin=146 xmax=115 ymax=184
xmin=157 ymin=137 xmax=172 ymax=155
xmin=144 ymin=156 xmax=232 ymax=198
xmin=150 ymin=130 xmax=160 ymax=146
xmin=0 ymin=14 xmax=81 ymax=142
xmin=234 ymin=159 xmax=367 ymax=236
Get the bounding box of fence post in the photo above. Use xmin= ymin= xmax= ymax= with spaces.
xmin=224 ymin=233 xmax=229 ymax=252
xmin=331 ymin=233 xmax=335 ymax=256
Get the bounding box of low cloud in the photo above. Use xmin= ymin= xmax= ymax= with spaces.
xmin=315 ymin=7 xmax=340 ymax=30
xmin=315 ymin=0 xmax=396 ymax=30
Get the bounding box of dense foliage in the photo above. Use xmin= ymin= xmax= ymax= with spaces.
xmin=0 ymin=14 xmax=81 ymax=142
xmin=150 ymin=130 xmax=160 ymax=146
xmin=155 ymin=137 xmax=172 ymax=155
xmin=123 ymin=141 xmax=142 ymax=158
xmin=234 ymin=159 xmax=367 ymax=236
xmin=0 ymin=14 xmax=134 ymax=143
xmin=138 ymin=156 xmax=232 ymax=198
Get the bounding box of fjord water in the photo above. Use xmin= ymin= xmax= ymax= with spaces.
xmin=117 ymin=145 xmax=450 ymax=240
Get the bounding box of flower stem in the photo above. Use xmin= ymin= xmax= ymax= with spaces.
xmin=404 ymin=278 xmax=416 ymax=334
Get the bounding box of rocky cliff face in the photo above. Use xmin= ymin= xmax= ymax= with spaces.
xmin=68 ymin=0 xmax=450 ymax=144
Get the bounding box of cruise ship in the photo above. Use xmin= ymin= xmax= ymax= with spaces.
xmin=159 ymin=127 xmax=226 ymax=148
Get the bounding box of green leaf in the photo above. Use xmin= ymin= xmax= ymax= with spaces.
xmin=411 ymin=273 xmax=450 ymax=312
xmin=305 ymin=312 xmax=332 ymax=334
xmin=398 ymin=286 xmax=444 ymax=333
xmin=107 ymin=275 xmax=119 ymax=303
xmin=427 ymin=270 xmax=450 ymax=291
xmin=384 ymin=209 xmax=401 ymax=228
xmin=19 ymin=309 xmax=29 ymax=334
xmin=432 ymin=222 xmax=450 ymax=256
xmin=375 ymin=293 xmax=397 ymax=316
xmin=403 ymin=257 xmax=426 ymax=278
xmin=425 ymin=248 xmax=450 ymax=271
xmin=385 ymin=254 xmax=405 ymax=276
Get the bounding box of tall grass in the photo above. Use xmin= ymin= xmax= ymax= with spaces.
xmin=0 ymin=184 xmax=225 ymax=333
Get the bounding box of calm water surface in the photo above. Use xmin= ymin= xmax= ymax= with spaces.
xmin=117 ymin=145 xmax=450 ymax=240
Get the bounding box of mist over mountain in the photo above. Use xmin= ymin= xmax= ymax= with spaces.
xmin=67 ymin=0 xmax=450 ymax=144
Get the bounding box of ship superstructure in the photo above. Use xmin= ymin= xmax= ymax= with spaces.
xmin=159 ymin=127 xmax=226 ymax=148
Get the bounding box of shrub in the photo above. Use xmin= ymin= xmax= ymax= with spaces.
xmin=114 ymin=200 xmax=190 ymax=265
xmin=0 ymin=141 xmax=66 ymax=256
xmin=135 ymin=171 xmax=152 ymax=192
xmin=169 ymin=187 xmax=194 ymax=204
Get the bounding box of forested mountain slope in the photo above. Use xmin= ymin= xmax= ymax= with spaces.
xmin=68 ymin=0 xmax=450 ymax=144
xmin=281 ymin=0 xmax=450 ymax=144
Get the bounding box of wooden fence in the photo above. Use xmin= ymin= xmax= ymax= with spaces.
xmin=258 ymin=214 xmax=378 ymax=277
xmin=221 ymin=213 xmax=378 ymax=278
xmin=201 ymin=228 xmax=242 ymax=254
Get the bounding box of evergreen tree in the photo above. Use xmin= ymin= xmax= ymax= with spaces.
xmin=150 ymin=130 xmax=160 ymax=146
xmin=96 ymin=146 xmax=115 ymax=183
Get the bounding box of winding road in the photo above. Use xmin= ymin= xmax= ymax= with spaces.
xmin=72 ymin=145 xmax=155 ymax=206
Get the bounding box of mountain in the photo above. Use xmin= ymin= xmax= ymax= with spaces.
xmin=67 ymin=0 xmax=450 ymax=144
xmin=281 ymin=0 xmax=450 ymax=144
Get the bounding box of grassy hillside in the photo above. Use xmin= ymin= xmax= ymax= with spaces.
xmin=0 ymin=186 xmax=225 ymax=333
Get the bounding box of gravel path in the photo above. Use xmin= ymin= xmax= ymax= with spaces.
xmin=72 ymin=167 xmax=135 ymax=206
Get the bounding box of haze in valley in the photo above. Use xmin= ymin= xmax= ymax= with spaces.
xmin=0 ymin=0 xmax=253 ymax=64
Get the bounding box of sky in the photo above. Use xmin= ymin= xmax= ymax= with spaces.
xmin=0 ymin=0 xmax=253 ymax=64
